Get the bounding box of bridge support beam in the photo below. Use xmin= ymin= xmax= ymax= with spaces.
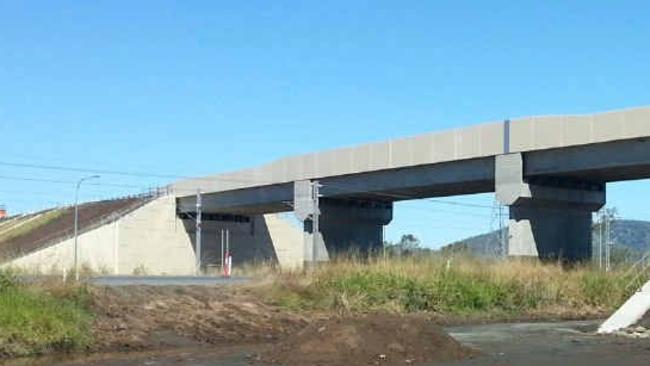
xmin=496 ymin=153 xmax=605 ymax=262
xmin=294 ymin=181 xmax=393 ymax=264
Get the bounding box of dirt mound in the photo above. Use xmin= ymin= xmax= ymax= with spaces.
xmin=261 ymin=314 xmax=477 ymax=366
xmin=89 ymin=286 xmax=308 ymax=352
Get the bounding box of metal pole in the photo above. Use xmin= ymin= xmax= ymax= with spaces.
xmin=382 ymin=225 xmax=386 ymax=260
xmin=221 ymin=229 xmax=225 ymax=270
xmin=74 ymin=175 xmax=99 ymax=281
xmin=502 ymin=205 xmax=507 ymax=258
xmin=605 ymin=212 xmax=610 ymax=272
xmin=598 ymin=211 xmax=603 ymax=270
xmin=311 ymin=181 xmax=320 ymax=263
xmin=195 ymin=190 xmax=202 ymax=276
xmin=226 ymin=229 xmax=231 ymax=277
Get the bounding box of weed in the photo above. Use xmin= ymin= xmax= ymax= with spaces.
xmin=263 ymin=256 xmax=645 ymax=317
xmin=0 ymin=274 xmax=92 ymax=357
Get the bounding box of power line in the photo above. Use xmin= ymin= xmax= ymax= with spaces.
xmin=0 ymin=161 xmax=185 ymax=179
xmin=0 ymin=174 xmax=146 ymax=189
xmin=0 ymin=160 xmax=496 ymax=209
xmin=320 ymin=181 xmax=495 ymax=210
xmin=425 ymin=198 xmax=494 ymax=209
xmin=0 ymin=160 xmax=272 ymax=185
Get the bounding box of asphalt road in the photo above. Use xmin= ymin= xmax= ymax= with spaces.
xmin=88 ymin=275 xmax=251 ymax=286
xmin=444 ymin=320 xmax=650 ymax=366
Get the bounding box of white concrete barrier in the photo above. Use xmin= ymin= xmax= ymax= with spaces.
xmin=598 ymin=280 xmax=650 ymax=334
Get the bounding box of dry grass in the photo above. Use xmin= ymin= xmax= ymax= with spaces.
xmin=0 ymin=209 xmax=63 ymax=244
xmin=259 ymin=255 xmax=645 ymax=319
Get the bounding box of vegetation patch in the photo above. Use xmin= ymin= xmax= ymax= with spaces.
xmin=263 ymin=256 xmax=644 ymax=318
xmin=0 ymin=209 xmax=65 ymax=245
xmin=0 ymin=271 xmax=93 ymax=358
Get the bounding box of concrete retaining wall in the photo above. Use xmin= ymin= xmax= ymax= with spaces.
xmin=6 ymin=196 xmax=304 ymax=275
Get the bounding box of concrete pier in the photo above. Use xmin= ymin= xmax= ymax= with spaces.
xmin=318 ymin=199 xmax=393 ymax=253
xmin=294 ymin=180 xmax=392 ymax=263
xmin=496 ymin=153 xmax=605 ymax=261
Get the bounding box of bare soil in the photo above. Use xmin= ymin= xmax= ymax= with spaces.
xmin=86 ymin=286 xmax=478 ymax=365
xmin=261 ymin=314 xmax=478 ymax=366
xmin=88 ymin=285 xmax=309 ymax=352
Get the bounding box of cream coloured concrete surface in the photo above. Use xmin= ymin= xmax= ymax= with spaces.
xmin=174 ymin=107 xmax=650 ymax=196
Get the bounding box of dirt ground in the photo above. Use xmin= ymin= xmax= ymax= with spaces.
xmin=261 ymin=314 xmax=477 ymax=366
xmin=4 ymin=285 xmax=649 ymax=366
xmin=9 ymin=320 xmax=650 ymax=366
xmin=77 ymin=286 xmax=650 ymax=366
xmin=87 ymin=286 xmax=477 ymax=365
xmin=88 ymin=285 xmax=309 ymax=352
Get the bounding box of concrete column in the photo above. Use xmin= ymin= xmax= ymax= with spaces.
xmin=294 ymin=180 xmax=393 ymax=263
xmin=318 ymin=199 xmax=393 ymax=255
xmin=496 ymin=153 xmax=605 ymax=262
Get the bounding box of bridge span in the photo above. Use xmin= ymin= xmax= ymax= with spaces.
xmin=173 ymin=107 xmax=650 ymax=263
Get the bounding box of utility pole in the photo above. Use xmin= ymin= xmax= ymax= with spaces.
xmin=74 ymin=175 xmax=100 ymax=281
xmin=604 ymin=209 xmax=612 ymax=273
xmin=226 ymin=228 xmax=230 ymax=259
xmin=598 ymin=210 xmax=603 ymax=270
xmin=604 ymin=210 xmax=608 ymax=271
xmin=311 ymin=181 xmax=320 ymax=264
xmin=382 ymin=225 xmax=387 ymax=261
xmin=220 ymin=229 xmax=225 ymax=270
xmin=195 ymin=189 xmax=202 ymax=276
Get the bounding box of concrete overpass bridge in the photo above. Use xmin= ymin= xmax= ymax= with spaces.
xmin=173 ymin=107 xmax=650 ymax=263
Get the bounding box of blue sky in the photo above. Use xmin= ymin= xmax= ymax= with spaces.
xmin=1 ymin=1 xmax=650 ymax=247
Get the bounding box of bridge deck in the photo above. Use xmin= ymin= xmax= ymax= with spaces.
xmin=174 ymin=107 xmax=650 ymax=214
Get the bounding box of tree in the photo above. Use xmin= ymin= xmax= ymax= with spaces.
xmin=398 ymin=234 xmax=421 ymax=251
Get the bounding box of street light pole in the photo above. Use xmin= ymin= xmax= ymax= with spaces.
xmin=74 ymin=175 xmax=100 ymax=281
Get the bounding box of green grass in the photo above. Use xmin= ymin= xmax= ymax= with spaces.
xmin=0 ymin=209 xmax=65 ymax=244
xmin=0 ymin=271 xmax=93 ymax=357
xmin=262 ymin=256 xmax=644 ymax=317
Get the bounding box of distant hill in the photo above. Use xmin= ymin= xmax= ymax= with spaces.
xmin=441 ymin=220 xmax=650 ymax=261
